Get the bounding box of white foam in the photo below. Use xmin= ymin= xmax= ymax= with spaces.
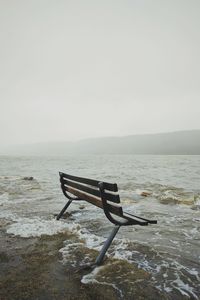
xmin=60 ymin=242 xmax=85 ymax=267
xmin=0 ymin=193 xmax=9 ymax=205
xmin=59 ymin=224 xmax=105 ymax=265
xmin=172 ymin=276 xmax=199 ymax=299
xmin=81 ymin=265 xmax=124 ymax=298
xmin=0 ymin=210 xmax=17 ymax=220
xmin=6 ymin=217 xmax=68 ymax=237
xmin=79 ymin=228 xmax=104 ymax=250
xmin=81 ymin=266 xmax=104 ymax=284
xmin=194 ymin=198 xmax=200 ymax=208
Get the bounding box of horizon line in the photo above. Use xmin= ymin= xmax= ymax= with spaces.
xmin=1 ymin=128 xmax=200 ymax=148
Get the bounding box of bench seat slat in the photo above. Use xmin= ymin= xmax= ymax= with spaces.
xmin=65 ymin=186 xmax=123 ymax=217
xmin=62 ymin=179 xmax=120 ymax=203
xmin=124 ymin=212 xmax=157 ymax=224
xmin=60 ymin=172 xmax=118 ymax=192
xmin=122 ymin=213 xmax=148 ymax=225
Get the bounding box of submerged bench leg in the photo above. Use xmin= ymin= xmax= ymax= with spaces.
xmin=56 ymin=200 xmax=72 ymax=220
xmin=95 ymin=225 xmax=120 ymax=266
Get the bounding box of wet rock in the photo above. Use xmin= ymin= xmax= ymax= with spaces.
xmin=62 ymin=212 xmax=73 ymax=219
xmin=91 ymin=259 xmax=169 ymax=300
xmin=79 ymin=205 xmax=85 ymax=210
xmin=23 ymin=177 xmax=34 ymax=181
xmin=141 ymin=191 xmax=152 ymax=197
xmin=160 ymin=194 xmax=195 ymax=205
xmin=178 ymin=197 xmax=194 ymax=205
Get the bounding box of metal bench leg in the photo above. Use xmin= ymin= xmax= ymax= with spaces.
xmin=95 ymin=225 xmax=120 ymax=266
xmin=56 ymin=200 xmax=72 ymax=220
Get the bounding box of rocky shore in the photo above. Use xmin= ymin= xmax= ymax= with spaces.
xmin=0 ymin=225 xmax=169 ymax=300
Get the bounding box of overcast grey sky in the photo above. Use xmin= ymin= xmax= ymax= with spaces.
xmin=0 ymin=0 xmax=200 ymax=146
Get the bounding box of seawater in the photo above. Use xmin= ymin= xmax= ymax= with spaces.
xmin=0 ymin=155 xmax=200 ymax=299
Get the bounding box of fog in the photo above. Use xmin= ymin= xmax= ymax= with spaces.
xmin=0 ymin=0 xmax=200 ymax=146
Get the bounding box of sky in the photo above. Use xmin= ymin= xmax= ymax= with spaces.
xmin=0 ymin=0 xmax=200 ymax=146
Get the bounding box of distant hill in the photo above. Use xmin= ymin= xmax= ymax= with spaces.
xmin=1 ymin=130 xmax=200 ymax=155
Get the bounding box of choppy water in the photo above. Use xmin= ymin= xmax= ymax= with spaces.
xmin=0 ymin=155 xmax=200 ymax=299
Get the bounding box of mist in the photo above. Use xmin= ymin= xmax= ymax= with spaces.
xmin=1 ymin=0 xmax=200 ymax=147
xmin=1 ymin=130 xmax=199 ymax=155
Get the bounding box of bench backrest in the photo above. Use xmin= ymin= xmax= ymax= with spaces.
xmin=59 ymin=172 xmax=123 ymax=217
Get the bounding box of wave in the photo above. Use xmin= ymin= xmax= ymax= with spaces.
xmin=119 ymin=181 xmax=200 ymax=206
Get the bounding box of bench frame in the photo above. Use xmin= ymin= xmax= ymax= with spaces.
xmin=57 ymin=172 xmax=157 ymax=266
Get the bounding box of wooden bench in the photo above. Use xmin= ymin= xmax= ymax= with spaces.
xmin=57 ymin=172 xmax=157 ymax=266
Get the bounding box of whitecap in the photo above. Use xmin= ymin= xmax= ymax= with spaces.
xmin=0 ymin=193 xmax=9 ymax=205
xmin=6 ymin=217 xmax=68 ymax=237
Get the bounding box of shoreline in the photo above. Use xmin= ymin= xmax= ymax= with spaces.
xmin=0 ymin=227 xmax=168 ymax=300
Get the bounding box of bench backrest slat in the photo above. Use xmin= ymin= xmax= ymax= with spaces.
xmin=62 ymin=178 xmax=120 ymax=203
xmin=60 ymin=172 xmax=123 ymax=217
xmin=65 ymin=186 xmax=123 ymax=216
xmin=61 ymin=173 xmax=118 ymax=193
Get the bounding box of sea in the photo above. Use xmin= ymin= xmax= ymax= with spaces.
xmin=0 ymin=155 xmax=200 ymax=299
